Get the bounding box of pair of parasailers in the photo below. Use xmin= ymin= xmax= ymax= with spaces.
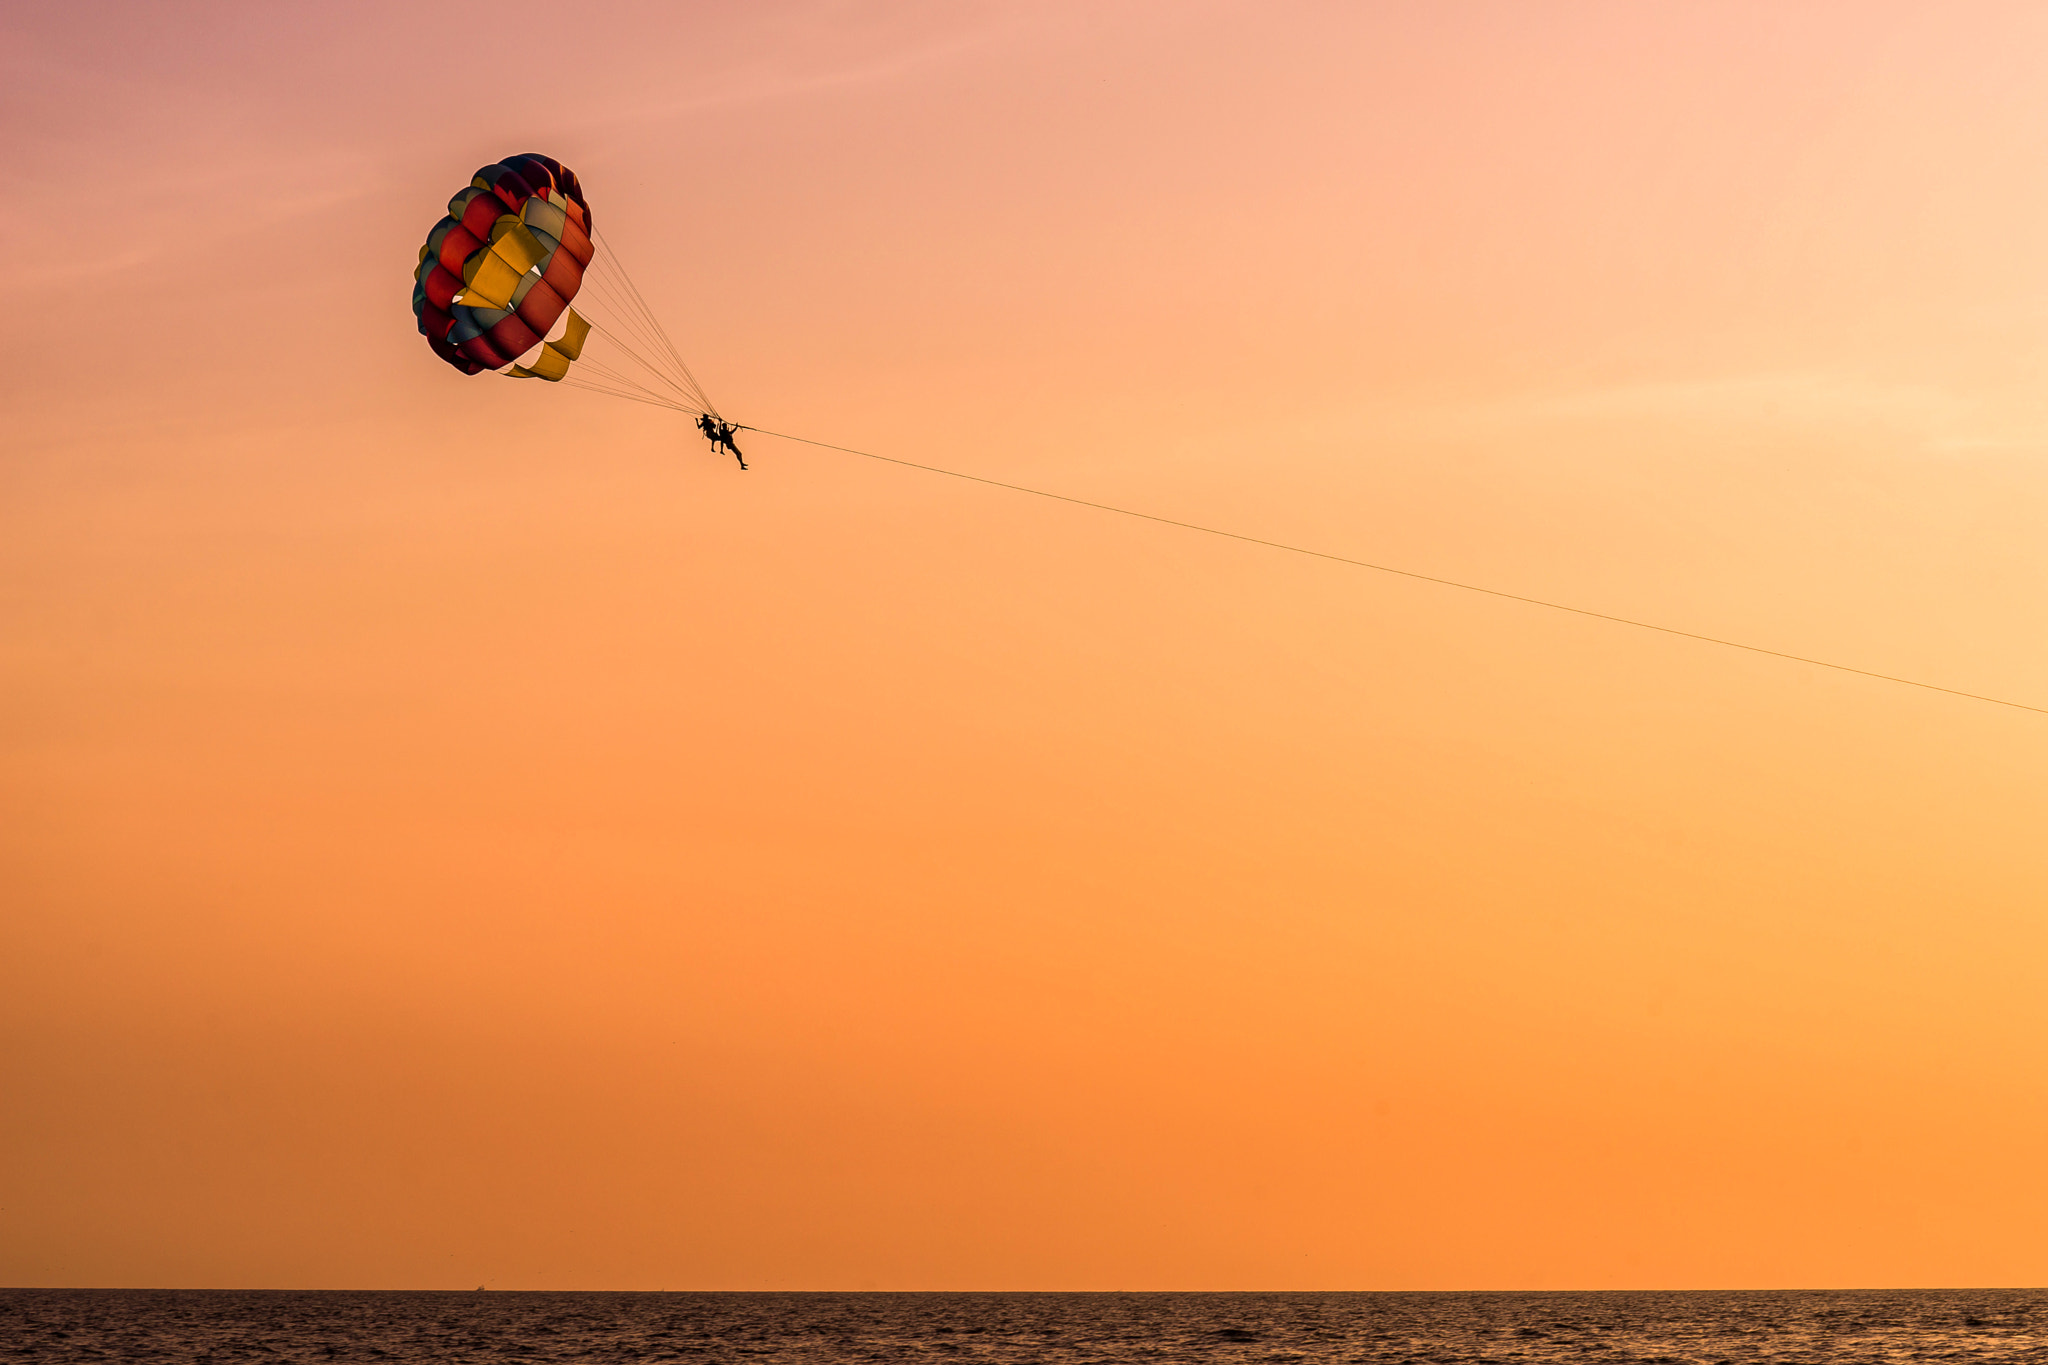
xmin=697 ymin=414 xmax=746 ymax=469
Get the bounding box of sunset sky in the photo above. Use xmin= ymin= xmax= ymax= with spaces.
xmin=6 ymin=0 xmax=2048 ymax=1291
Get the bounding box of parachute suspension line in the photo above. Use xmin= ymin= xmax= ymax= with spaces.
xmin=560 ymin=375 xmax=697 ymax=413
xmin=740 ymin=426 xmax=2048 ymax=720
xmin=581 ymin=257 xmax=668 ymax=365
xmin=561 ymin=362 xmax=693 ymax=413
xmin=561 ymin=345 xmax=693 ymax=411
xmin=581 ymin=317 xmax=704 ymax=410
xmin=579 ymin=279 xmax=706 ymax=414
xmin=581 ymin=257 xmax=675 ymax=367
xmin=588 ymin=228 xmax=698 ymax=390
xmin=586 ymin=304 xmax=680 ymax=397
xmin=571 ymin=350 xmax=673 ymax=399
xmin=545 ymin=218 xmax=718 ymax=421
xmin=576 ymin=263 xmax=686 ymax=390
xmin=575 ymin=274 xmax=710 ymax=413
xmin=566 ymin=333 xmax=691 ymax=402
xmin=580 ymin=366 xmax=688 ymax=411
xmin=592 ymin=227 xmax=717 ymax=416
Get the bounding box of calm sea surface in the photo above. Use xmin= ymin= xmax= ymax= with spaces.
xmin=4 ymin=1289 xmax=2045 ymax=1363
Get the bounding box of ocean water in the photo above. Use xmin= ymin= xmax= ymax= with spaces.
xmin=3 ymin=1288 xmax=2045 ymax=1363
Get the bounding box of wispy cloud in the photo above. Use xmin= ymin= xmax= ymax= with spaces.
xmin=2 ymin=35 xmax=381 ymax=290
xmin=1314 ymin=370 xmax=2048 ymax=461
xmin=572 ymin=6 xmax=1030 ymax=133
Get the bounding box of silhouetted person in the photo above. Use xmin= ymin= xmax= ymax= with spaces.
xmin=695 ymin=413 xmax=744 ymax=468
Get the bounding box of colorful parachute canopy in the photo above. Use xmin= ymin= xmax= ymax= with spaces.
xmin=412 ymin=154 xmax=596 ymax=382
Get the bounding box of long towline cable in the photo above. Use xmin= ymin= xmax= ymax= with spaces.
xmin=738 ymin=424 xmax=2047 ymax=718
xmin=556 ymin=234 xmax=2038 ymax=716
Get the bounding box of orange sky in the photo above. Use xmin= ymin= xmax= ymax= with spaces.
xmin=5 ymin=1 xmax=2048 ymax=1290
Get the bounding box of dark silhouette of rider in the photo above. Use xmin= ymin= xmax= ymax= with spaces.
xmin=697 ymin=413 xmax=745 ymax=469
